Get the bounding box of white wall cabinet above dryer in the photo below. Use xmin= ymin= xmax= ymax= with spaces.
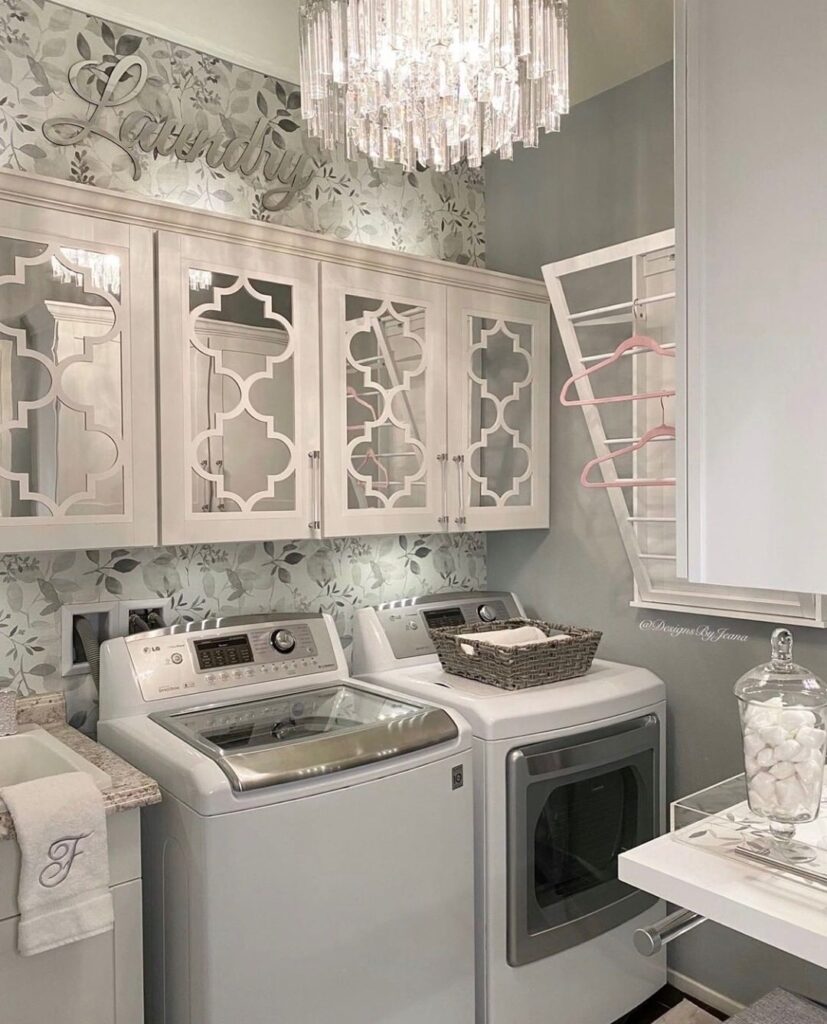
xmin=447 ymin=289 xmax=549 ymax=532
xmin=0 ymin=200 xmax=157 ymax=552
xmin=321 ymin=264 xmax=449 ymax=538
xmin=676 ymin=0 xmax=827 ymax=593
xmin=157 ymin=233 xmax=321 ymax=544
xmin=321 ymin=266 xmax=550 ymax=537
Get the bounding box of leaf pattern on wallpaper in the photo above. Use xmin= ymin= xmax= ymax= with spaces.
xmin=0 ymin=534 xmax=486 ymax=731
xmin=0 ymin=0 xmax=485 ymax=264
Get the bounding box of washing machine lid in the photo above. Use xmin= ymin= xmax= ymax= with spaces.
xmin=150 ymin=683 xmax=457 ymax=792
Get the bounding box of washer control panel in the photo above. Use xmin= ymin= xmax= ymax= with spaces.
xmin=375 ymin=592 xmax=522 ymax=660
xmin=126 ymin=617 xmax=338 ymax=702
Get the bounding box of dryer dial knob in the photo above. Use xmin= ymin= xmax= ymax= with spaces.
xmin=271 ymin=629 xmax=296 ymax=654
xmin=478 ymin=604 xmax=499 ymax=623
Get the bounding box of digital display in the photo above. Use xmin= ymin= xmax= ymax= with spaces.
xmin=194 ymin=634 xmax=253 ymax=671
xmin=423 ymin=608 xmax=465 ymax=630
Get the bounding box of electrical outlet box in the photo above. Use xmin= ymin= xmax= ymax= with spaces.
xmin=117 ymin=598 xmax=172 ymax=636
xmin=61 ymin=602 xmax=118 ymax=678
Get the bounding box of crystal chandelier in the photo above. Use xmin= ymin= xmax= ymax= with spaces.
xmin=51 ymin=248 xmax=121 ymax=295
xmin=298 ymin=0 xmax=569 ymax=173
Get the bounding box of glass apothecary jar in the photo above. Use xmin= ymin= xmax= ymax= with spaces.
xmin=734 ymin=629 xmax=827 ymax=859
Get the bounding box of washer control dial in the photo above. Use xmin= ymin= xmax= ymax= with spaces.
xmin=478 ymin=604 xmax=499 ymax=623
xmin=270 ymin=629 xmax=296 ymax=654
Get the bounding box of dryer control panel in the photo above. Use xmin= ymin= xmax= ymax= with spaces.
xmin=125 ymin=615 xmax=339 ymax=702
xmin=373 ymin=591 xmax=522 ymax=661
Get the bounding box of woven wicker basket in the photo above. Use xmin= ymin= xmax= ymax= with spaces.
xmin=429 ymin=618 xmax=602 ymax=690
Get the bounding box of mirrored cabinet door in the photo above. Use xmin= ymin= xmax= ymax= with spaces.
xmin=447 ymin=290 xmax=549 ymax=531
xmin=0 ymin=201 xmax=156 ymax=552
xmin=157 ymin=234 xmax=320 ymax=543
xmin=320 ymin=264 xmax=448 ymax=537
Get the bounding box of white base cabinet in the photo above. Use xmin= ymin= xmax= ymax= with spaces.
xmin=0 ymin=809 xmax=144 ymax=1024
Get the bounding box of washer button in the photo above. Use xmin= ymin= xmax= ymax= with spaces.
xmin=171 ymin=652 xmax=183 ymax=665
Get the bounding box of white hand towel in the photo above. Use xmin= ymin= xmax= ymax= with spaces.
xmin=0 ymin=771 xmax=113 ymax=956
xmin=457 ymin=626 xmax=570 ymax=655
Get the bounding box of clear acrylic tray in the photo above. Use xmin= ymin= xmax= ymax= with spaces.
xmin=671 ymin=773 xmax=827 ymax=888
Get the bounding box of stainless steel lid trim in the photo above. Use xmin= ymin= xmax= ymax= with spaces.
xmin=222 ymin=708 xmax=458 ymax=791
xmin=150 ymin=685 xmax=459 ymax=792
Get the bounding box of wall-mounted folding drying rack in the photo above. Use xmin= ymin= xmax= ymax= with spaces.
xmin=543 ymin=229 xmax=826 ymax=628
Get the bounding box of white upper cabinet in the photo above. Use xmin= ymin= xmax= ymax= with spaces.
xmin=321 ymin=264 xmax=448 ymax=538
xmin=677 ymin=0 xmax=827 ymax=593
xmin=0 ymin=171 xmax=549 ymax=549
xmin=321 ymin=266 xmax=550 ymax=537
xmin=447 ymin=289 xmax=549 ymax=532
xmin=157 ymin=233 xmax=320 ymax=544
xmin=0 ymin=200 xmax=156 ymax=552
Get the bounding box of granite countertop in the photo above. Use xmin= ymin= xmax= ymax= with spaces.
xmin=0 ymin=693 xmax=161 ymax=842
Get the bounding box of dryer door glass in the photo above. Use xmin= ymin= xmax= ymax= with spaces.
xmin=534 ymin=764 xmax=641 ymax=909
xmin=507 ymin=714 xmax=660 ymax=966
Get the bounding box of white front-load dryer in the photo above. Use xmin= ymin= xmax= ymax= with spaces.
xmin=353 ymin=591 xmax=668 ymax=1024
xmin=98 ymin=612 xmax=475 ymax=1024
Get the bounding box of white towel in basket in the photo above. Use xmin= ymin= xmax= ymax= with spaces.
xmin=457 ymin=626 xmax=570 ymax=656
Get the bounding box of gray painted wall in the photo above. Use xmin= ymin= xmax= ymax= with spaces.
xmin=484 ymin=62 xmax=827 ymax=1008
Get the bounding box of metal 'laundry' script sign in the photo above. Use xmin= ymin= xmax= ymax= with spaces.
xmin=42 ymin=56 xmax=314 ymax=212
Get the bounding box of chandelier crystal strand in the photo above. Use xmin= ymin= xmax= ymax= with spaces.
xmin=299 ymin=0 xmax=568 ymax=173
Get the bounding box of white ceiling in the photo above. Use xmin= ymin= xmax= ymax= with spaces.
xmin=62 ymin=0 xmax=673 ymax=100
xmin=570 ymin=0 xmax=673 ymax=105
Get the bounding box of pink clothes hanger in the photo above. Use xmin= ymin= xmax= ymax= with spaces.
xmin=347 ymin=385 xmax=379 ymax=432
xmin=579 ymin=422 xmax=676 ymax=489
xmin=560 ymin=332 xmax=676 ymax=407
xmin=354 ymin=447 xmax=390 ymax=489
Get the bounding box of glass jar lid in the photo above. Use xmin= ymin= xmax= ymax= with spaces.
xmin=734 ymin=628 xmax=827 ymax=708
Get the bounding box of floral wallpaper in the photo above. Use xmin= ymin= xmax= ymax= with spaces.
xmin=0 ymin=534 xmax=486 ymax=731
xmin=0 ymin=0 xmax=485 ymax=264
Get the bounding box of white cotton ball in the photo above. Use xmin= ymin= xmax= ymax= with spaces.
xmin=748 ymin=711 xmax=778 ymax=732
xmin=775 ymin=739 xmax=803 ymax=762
xmin=796 ymin=726 xmax=827 ymax=749
xmin=795 ymin=758 xmax=822 ymax=786
xmin=770 ymin=761 xmax=796 ymax=780
xmin=743 ymin=733 xmax=767 ymax=757
xmin=749 ymin=771 xmax=776 ymax=802
xmin=755 ymin=747 xmax=775 ymax=768
xmin=758 ymin=725 xmax=787 ymax=747
xmin=744 ymin=755 xmax=759 ymax=777
xmin=781 ymin=708 xmax=816 ymax=731
xmin=775 ymin=776 xmax=810 ymax=814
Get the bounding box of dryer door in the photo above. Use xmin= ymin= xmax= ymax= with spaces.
xmin=507 ymin=714 xmax=660 ymax=965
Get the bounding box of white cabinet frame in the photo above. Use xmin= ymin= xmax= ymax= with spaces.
xmin=157 ymin=233 xmax=320 ymax=544
xmin=0 ymin=200 xmax=156 ymax=552
xmin=321 ymin=263 xmax=449 ymax=538
xmin=447 ymin=289 xmax=550 ymax=532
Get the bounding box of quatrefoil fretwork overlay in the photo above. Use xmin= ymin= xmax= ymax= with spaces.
xmin=188 ymin=270 xmax=297 ymax=514
xmin=345 ymin=296 xmax=428 ymax=510
xmin=467 ymin=317 xmax=534 ymax=508
xmin=0 ymin=237 xmax=126 ymax=519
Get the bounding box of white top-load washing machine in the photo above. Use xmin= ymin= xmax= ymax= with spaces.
xmin=97 ymin=612 xmax=475 ymax=1024
xmin=353 ymin=591 xmax=668 ymax=1024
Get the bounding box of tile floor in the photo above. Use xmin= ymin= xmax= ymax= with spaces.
xmin=614 ymin=986 xmax=726 ymax=1024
